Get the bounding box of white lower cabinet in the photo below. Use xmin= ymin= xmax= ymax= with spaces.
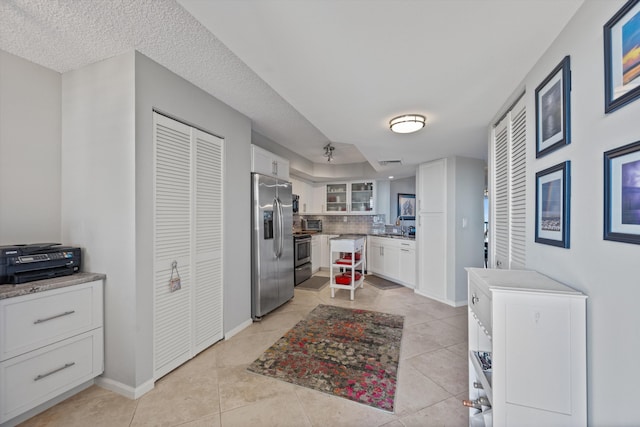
xmin=466 ymin=268 xmax=587 ymax=427
xmin=367 ymin=236 xmax=415 ymax=287
xmin=398 ymin=241 xmax=416 ymax=288
xmin=0 ymin=278 xmax=104 ymax=424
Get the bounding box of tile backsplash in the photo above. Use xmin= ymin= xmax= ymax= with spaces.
xmin=295 ymin=214 xmax=386 ymax=234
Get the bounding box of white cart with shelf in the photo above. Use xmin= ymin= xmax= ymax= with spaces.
xmin=329 ymin=235 xmax=365 ymax=300
xmin=466 ymin=268 xmax=587 ymax=427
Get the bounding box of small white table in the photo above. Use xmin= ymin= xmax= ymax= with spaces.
xmin=329 ymin=235 xmax=365 ymax=300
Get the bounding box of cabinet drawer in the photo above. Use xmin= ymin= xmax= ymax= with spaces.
xmin=468 ymin=276 xmax=492 ymax=338
xmin=0 ymin=329 xmax=104 ymax=423
xmin=0 ymin=281 xmax=103 ymax=360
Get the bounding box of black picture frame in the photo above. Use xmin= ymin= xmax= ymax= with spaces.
xmin=535 ymin=161 xmax=570 ymax=248
xmin=604 ymin=140 xmax=640 ymax=244
xmin=604 ymin=0 xmax=640 ymax=113
xmin=535 ymin=56 xmax=571 ymax=158
xmin=397 ymin=193 xmax=415 ymax=220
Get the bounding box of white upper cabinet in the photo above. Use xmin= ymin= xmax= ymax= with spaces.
xmin=320 ymin=181 xmax=376 ymax=215
xmin=417 ymin=159 xmax=446 ymax=213
xmin=251 ymin=144 xmax=290 ymax=180
xmin=291 ymin=177 xmax=314 ymax=214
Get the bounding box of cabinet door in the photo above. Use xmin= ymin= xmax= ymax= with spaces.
xmin=326 ymin=183 xmax=348 ymax=213
xmin=417 ymin=159 xmax=446 ymax=213
xmin=399 ymin=245 xmax=416 ymax=288
xmin=310 ymin=184 xmax=325 ymax=213
xmin=417 ymin=212 xmax=446 ymax=300
xmin=383 ymin=243 xmax=400 ymax=280
xmin=350 ymin=181 xmax=375 ymax=213
xmin=311 ymin=236 xmax=321 ymax=273
xmin=367 ymin=239 xmax=384 ymax=274
xmin=251 ymin=145 xmax=275 ymax=177
xmin=274 ymin=156 xmax=290 ymax=181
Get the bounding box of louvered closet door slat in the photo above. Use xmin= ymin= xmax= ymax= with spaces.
xmin=193 ymin=129 xmax=224 ymax=352
xmin=153 ymin=112 xmax=192 ymax=379
xmin=510 ymin=105 xmax=527 ymax=269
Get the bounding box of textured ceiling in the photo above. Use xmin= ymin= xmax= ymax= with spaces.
xmin=1 ymin=0 xmax=585 ymax=179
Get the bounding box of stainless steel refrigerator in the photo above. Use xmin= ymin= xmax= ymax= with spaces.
xmin=251 ymin=172 xmax=294 ymax=319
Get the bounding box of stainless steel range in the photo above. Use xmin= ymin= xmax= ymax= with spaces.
xmin=293 ymin=233 xmax=312 ymax=285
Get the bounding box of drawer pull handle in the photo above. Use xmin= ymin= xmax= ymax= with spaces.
xmin=471 ymin=294 xmax=479 ymax=305
xmin=34 ymin=310 xmax=75 ymax=324
xmin=34 ymin=362 xmax=75 ymax=381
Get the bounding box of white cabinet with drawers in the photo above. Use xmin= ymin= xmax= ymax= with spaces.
xmin=0 ymin=277 xmax=104 ymax=424
xmin=367 ymin=236 xmax=415 ymax=288
xmin=466 ymin=268 xmax=586 ymax=427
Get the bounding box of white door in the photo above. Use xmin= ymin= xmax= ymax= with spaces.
xmin=153 ymin=113 xmax=224 ymax=379
xmin=490 ymin=96 xmax=526 ymax=269
xmin=193 ymin=129 xmax=224 ymax=354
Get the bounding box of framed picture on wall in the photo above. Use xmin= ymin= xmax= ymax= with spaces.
xmin=604 ymin=140 xmax=640 ymax=244
xmin=604 ymin=0 xmax=640 ymax=113
xmin=535 ymin=161 xmax=570 ymax=248
xmin=397 ymin=193 xmax=416 ymax=220
xmin=535 ymin=56 xmax=571 ymax=158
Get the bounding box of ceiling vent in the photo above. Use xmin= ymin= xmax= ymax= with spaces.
xmin=378 ymin=159 xmax=403 ymax=166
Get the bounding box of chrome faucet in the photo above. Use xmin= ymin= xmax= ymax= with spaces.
xmin=395 ymin=216 xmax=406 ymax=236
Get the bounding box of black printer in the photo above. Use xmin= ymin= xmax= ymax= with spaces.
xmin=0 ymin=243 xmax=81 ymax=285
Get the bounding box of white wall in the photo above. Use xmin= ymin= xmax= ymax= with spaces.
xmin=0 ymin=50 xmax=61 ymax=245
xmin=449 ymin=157 xmax=485 ymax=304
xmin=496 ymin=1 xmax=640 ymax=424
xmin=61 ymin=51 xmax=252 ymax=393
xmin=61 ymin=52 xmax=138 ymax=388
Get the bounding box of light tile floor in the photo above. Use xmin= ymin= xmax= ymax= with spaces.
xmin=20 ymin=274 xmax=470 ymax=427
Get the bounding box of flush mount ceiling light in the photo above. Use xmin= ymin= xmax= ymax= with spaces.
xmin=389 ymin=114 xmax=426 ymax=134
xmin=323 ymin=143 xmax=335 ymax=162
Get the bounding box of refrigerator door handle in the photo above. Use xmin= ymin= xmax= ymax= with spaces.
xmin=276 ymin=196 xmax=284 ymax=258
xmin=273 ymin=197 xmax=281 ymax=258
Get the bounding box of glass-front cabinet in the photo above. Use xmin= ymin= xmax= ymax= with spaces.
xmin=323 ymin=181 xmax=375 ymax=214
xmin=325 ymin=183 xmax=348 ymax=212
xmin=350 ymin=181 xmax=374 ymax=213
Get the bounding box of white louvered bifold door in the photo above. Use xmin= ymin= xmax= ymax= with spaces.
xmin=153 ymin=113 xmax=225 ymax=380
xmin=509 ymin=101 xmax=527 ymax=269
xmin=193 ymin=129 xmax=224 ymax=353
xmin=493 ymin=117 xmax=509 ymax=269
xmin=153 ymin=113 xmax=193 ymax=379
xmin=489 ymin=96 xmax=527 ymax=270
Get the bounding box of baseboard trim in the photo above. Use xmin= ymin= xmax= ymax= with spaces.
xmin=414 ymin=289 xmax=467 ymax=307
xmin=94 ymin=376 xmax=154 ymax=400
xmin=224 ymin=318 xmax=252 ymax=340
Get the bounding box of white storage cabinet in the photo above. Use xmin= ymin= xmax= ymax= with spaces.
xmin=251 ymin=144 xmax=289 ymax=180
xmin=367 ymin=236 xmax=416 ymax=288
xmin=0 ymin=279 xmax=104 ymax=424
xmin=466 ymin=268 xmax=587 ymax=427
xmin=320 ymin=181 xmax=376 ymax=214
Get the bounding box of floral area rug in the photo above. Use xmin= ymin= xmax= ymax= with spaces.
xmin=247 ymin=304 xmax=404 ymax=412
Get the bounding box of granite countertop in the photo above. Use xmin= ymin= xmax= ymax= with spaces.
xmin=0 ymin=272 xmax=106 ymax=300
xmin=368 ymin=233 xmax=416 ymax=241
